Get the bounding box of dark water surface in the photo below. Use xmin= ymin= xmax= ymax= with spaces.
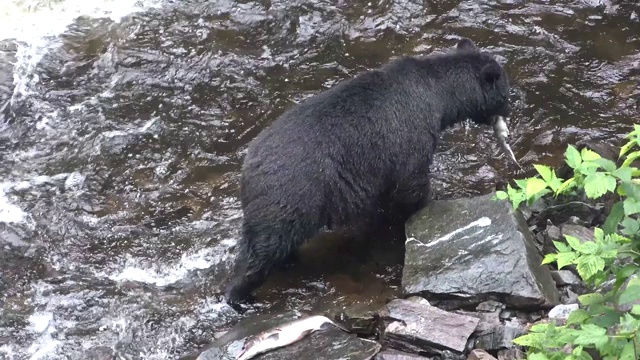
xmin=1 ymin=0 xmax=639 ymax=358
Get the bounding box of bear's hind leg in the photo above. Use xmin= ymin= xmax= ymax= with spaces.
xmin=389 ymin=177 xmax=432 ymax=225
xmin=224 ymin=220 xmax=314 ymax=306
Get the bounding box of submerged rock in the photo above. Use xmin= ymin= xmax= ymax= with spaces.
xmin=194 ymin=311 xmax=380 ymax=360
xmin=375 ymin=349 xmax=433 ymax=359
xmin=378 ymin=299 xmax=479 ymax=357
xmin=403 ymin=193 xmax=560 ymax=308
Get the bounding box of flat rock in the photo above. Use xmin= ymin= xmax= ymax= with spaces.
xmin=336 ymin=303 xmax=378 ymax=335
xmin=375 ymin=349 xmax=433 ymax=359
xmin=379 ymin=299 xmax=479 ymax=356
xmin=403 ymin=193 xmax=560 ymax=308
xmin=468 ymin=349 xmax=497 ymax=360
xmin=473 ymin=318 xmax=525 ymax=350
xmin=560 ymin=224 xmax=595 ymax=243
xmin=454 ymin=310 xmax=501 ymax=336
xmin=194 ymin=311 xmax=380 ymax=360
xmin=551 ymin=270 xmax=582 ymax=287
xmin=548 ymin=304 xmax=579 ymax=324
xmin=497 ymin=349 xmax=525 ymax=360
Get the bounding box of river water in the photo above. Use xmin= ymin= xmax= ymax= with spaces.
xmin=0 ymin=0 xmax=639 ymax=359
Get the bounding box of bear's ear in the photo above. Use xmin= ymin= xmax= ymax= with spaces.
xmin=456 ymin=38 xmax=476 ymax=50
xmin=481 ymin=62 xmax=502 ymax=84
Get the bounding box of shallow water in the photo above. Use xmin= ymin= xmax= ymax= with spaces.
xmin=1 ymin=0 xmax=639 ymax=358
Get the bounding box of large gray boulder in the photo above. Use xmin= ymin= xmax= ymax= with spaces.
xmin=403 ymin=192 xmax=560 ymax=308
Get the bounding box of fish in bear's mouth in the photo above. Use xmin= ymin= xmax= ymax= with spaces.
xmin=491 ymin=115 xmax=522 ymax=169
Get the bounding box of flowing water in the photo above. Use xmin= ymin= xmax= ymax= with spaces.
xmin=0 ymin=0 xmax=639 ymax=359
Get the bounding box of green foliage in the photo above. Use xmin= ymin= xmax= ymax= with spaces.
xmin=496 ymin=125 xmax=640 ymax=360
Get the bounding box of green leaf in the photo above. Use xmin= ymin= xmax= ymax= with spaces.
xmin=583 ymin=172 xmax=617 ymax=199
xmin=623 ymin=198 xmax=640 ymax=216
xmin=557 ymin=177 xmax=577 ymax=195
xmin=622 ymin=150 xmax=640 ymax=168
xmin=514 ymin=178 xmax=529 ymax=190
xmin=620 ymin=340 xmax=636 ymax=360
xmin=529 ymin=323 xmax=550 ymax=332
xmin=631 ymin=304 xmax=640 ymax=315
xmin=589 ymin=306 xmax=622 ymax=328
xmin=621 ymin=180 xmax=640 ymax=200
xmin=566 ymin=309 xmax=590 ymax=325
xmin=593 ymin=227 xmax=604 ymax=242
xmin=612 ymin=166 xmax=633 ymax=182
xmin=579 ymin=293 xmax=604 ymax=306
xmin=526 ymin=178 xmax=549 ymax=198
xmin=495 ymin=191 xmax=508 ymax=200
xmin=557 ymin=251 xmax=578 ymax=269
xmin=553 ymin=241 xmax=572 ymax=253
xmin=577 ymin=161 xmax=601 ymax=176
xmin=602 ymin=201 xmax=624 ymax=235
xmin=576 ymin=255 xmax=605 ymax=280
xmin=528 ymin=353 xmax=550 ymax=360
xmin=581 ymin=148 xmax=602 ymax=161
xmin=512 ymin=332 xmax=546 ymax=348
xmin=541 ymin=253 xmax=558 ymax=265
xmin=573 ymin=324 xmax=608 ymax=349
xmin=534 ymin=164 xmax=554 ymax=183
xmin=594 ymin=158 xmax=617 ymax=173
xmin=577 ymin=241 xmax=599 ymax=255
xmin=620 ymin=139 xmax=636 ymax=158
xmin=565 ymin=235 xmax=582 ymax=250
xmin=566 ymin=145 xmax=583 ymax=169
xmin=621 ymin=217 xmax=640 ymax=236
xmin=618 ymin=284 xmax=640 ymax=305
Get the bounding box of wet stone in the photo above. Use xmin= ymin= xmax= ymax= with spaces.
xmin=532 ymin=202 xmax=603 ymax=228
xmin=468 ymin=349 xmax=497 ymax=360
xmin=476 ymin=301 xmax=504 ymax=313
xmin=375 ymin=349 xmax=433 ymax=359
xmin=455 ymin=309 xmax=502 ymax=341
xmin=560 ymin=224 xmax=595 ymax=243
xmin=378 ymin=299 xmax=479 ymax=356
xmin=335 ymin=303 xmax=378 ymax=335
xmin=473 ymin=318 xmax=525 ymax=351
xmin=403 ymin=193 xmax=560 ymax=308
xmin=496 ymin=349 xmax=525 ymax=360
xmin=548 ymin=304 xmax=579 ymax=324
xmin=83 ymin=346 xmax=116 ymax=360
xmin=195 ymin=311 xmax=380 ymax=360
xmin=551 ymin=270 xmax=583 ymax=287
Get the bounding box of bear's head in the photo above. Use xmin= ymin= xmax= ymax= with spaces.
xmin=453 ymin=38 xmax=511 ymax=127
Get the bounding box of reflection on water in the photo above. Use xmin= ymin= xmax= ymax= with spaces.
xmin=0 ymin=0 xmax=639 ymax=358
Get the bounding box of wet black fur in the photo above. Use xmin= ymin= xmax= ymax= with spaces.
xmin=224 ymin=38 xmax=511 ymax=305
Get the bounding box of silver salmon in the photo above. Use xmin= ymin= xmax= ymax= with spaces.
xmin=235 ymin=315 xmax=343 ymax=360
xmin=492 ymin=115 xmax=522 ymax=169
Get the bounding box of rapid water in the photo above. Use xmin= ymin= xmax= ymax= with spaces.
xmin=1 ymin=0 xmax=639 ymax=359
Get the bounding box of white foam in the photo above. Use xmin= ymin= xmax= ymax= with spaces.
xmin=108 ymin=248 xmax=216 ymax=286
xmin=1 ymin=0 xmax=162 ymax=43
xmin=2 ymin=0 xmax=164 ymax=107
xmin=0 ymin=185 xmax=27 ymax=223
xmin=27 ymin=312 xmax=60 ymax=360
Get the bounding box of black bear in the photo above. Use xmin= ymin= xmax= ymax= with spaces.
xmin=224 ymin=38 xmax=511 ymax=305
